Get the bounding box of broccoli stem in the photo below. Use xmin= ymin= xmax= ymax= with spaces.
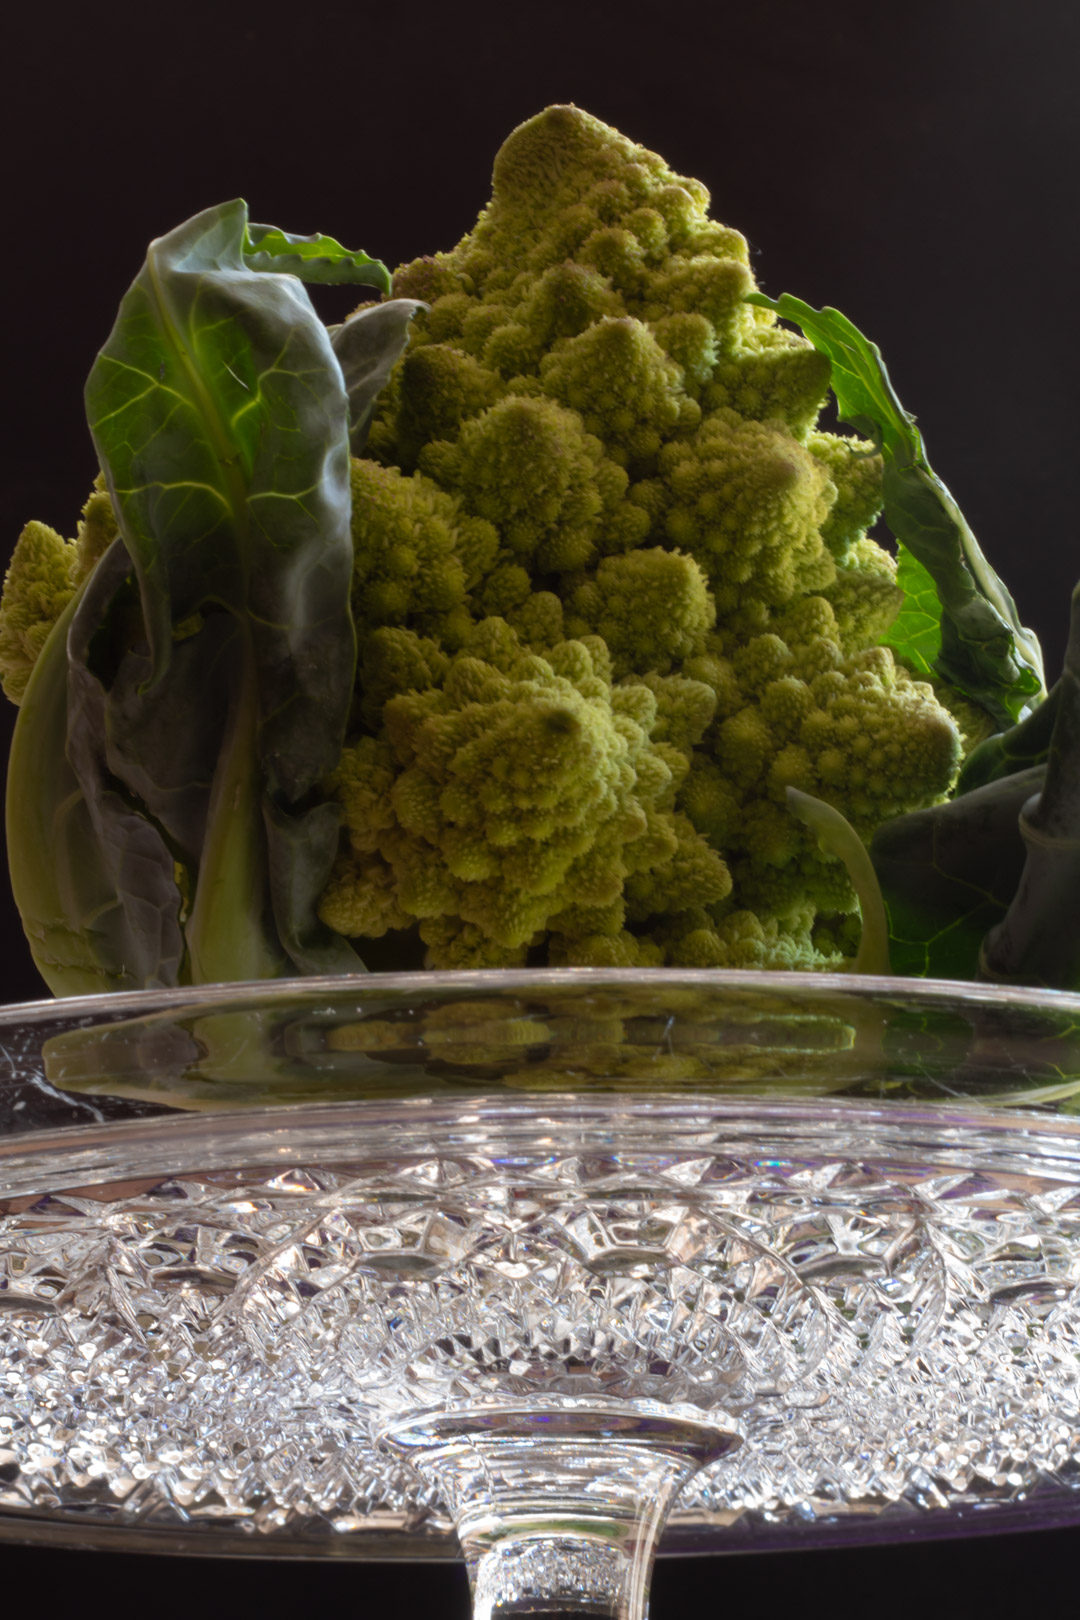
xmin=184 ymin=634 xmax=283 ymax=984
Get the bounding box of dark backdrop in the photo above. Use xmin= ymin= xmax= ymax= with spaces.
xmin=3 ymin=0 xmax=1079 ymax=1608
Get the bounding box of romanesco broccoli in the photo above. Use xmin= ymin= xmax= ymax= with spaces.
xmin=326 ymin=105 xmax=964 ymax=970
xmin=0 ymin=107 xmax=974 ymax=983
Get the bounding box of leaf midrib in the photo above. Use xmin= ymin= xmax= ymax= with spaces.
xmin=145 ymin=240 xmax=253 ymax=587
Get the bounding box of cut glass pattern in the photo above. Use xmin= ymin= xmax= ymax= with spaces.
xmin=2 ymin=1098 xmax=1080 ymax=1549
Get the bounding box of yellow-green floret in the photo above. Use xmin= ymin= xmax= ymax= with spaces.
xmin=0 ymin=479 xmax=118 ymax=703
xmin=319 ymin=618 xmax=730 ymax=968
xmin=316 ymin=106 xmax=965 ymax=970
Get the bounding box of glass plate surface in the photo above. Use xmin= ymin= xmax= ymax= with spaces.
xmin=1 ymin=967 xmax=1080 ymax=1573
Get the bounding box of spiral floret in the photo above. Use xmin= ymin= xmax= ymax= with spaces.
xmin=318 ymin=621 xmax=730 ymax=967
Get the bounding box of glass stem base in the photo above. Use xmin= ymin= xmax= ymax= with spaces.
xmin=381 ymin=1401 xmax=742 ymax=1619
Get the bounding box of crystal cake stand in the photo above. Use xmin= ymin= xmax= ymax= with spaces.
xmin=2 ymin=968 xmax=1080 ymax=1617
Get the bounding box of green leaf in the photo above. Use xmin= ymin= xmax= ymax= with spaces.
xmin=242 ymin=221 xmax=391 ymax=289
xmin=882 ymin=543 xmax=942 ymax=676
xmin=979 ymin=584 xmax=1080 ymax=988
xmin=957 ymin=678 xmax=1061 ymax=792
xmin=329 ymin=299 xmax=428 ymax=452
xmin=747 ymin=291 xmax=1045 ymax=726
xmin=745 ymin=295 xmax=920 ymax=460
xmin=5 ymin=578 xmax=186 ymax=994
xmin=9 ymin=200 xmax=390 ymax=993
xmin=870 ymin=766 xmax=1039 ymax=980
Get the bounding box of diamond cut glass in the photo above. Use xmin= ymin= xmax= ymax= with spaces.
xmin=2 ymin=969 xmax=1080 ymax=1612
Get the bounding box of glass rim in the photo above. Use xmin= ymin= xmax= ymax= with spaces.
xmin=4 ymin=964 xmax=1080 ymax=1028
xmin=5 ymin=965 xmax=1080 ymax=1170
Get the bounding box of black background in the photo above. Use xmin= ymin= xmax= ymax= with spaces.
xmin=3 ymin=0 xmax=1080 ymax=1609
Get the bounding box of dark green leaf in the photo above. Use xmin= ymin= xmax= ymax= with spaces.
xmin=329 ymin=299 xmax=428 ymax=452
xmin=9 ymin=200 xmax=391 ymax=993
xmin=6 ymin=581 xmax=184 ymax=994
xmin=101 ymin=604 xmax=240 ymax=867
xmin=870 ymin=766 xmax=1038 ymax=979
xmin=957 ymin=679 xmax=1061 ymax=792
xmin=871 ymin=582 xmax=1080 ymax=991
xmin=64 ymin=537 xmax=187 ymax=988
xmin=263 ymin=798 xmax=361 ymax=976
xmin=747 ymin=291 xmax=1044 ymax=726
xmin=980 ymin=584 xmax=1080 ymax=987
xmin=881 ymin=457 xmax=1043 ymax=719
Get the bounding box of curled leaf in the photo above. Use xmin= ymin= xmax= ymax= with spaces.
xmin=870 ymin=768 xmax=1038 ymax=980
xmin=8 ymin=201 xmax=392 ymax=993
xmin=748 ymin=292 xmax=1044 ymax=725
xmin=786 ymin=787 xmax=890 ymax=974
xmin=242 ymin=222 xmax=391 ymax=288
xmin=329 ymin=299 xmax=428 ymax=453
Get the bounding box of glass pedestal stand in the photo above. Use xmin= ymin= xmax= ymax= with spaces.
xmin=384 ymin=1404 xmax=740 ymax=1619
xmin=2 ymin=970 xmax=1080 ymax=1618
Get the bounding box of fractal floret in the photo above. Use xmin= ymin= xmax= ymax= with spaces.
xmin=317 ymin=106 xmax=964 ymax=969
xmin=0 ymin=482 xmax=117 ymax=704
xmin=320 ymin=618 xmax=730 ymax=968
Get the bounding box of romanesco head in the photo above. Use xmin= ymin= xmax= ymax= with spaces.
xmin=318 ymin=105 xmax=967 ymax=971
